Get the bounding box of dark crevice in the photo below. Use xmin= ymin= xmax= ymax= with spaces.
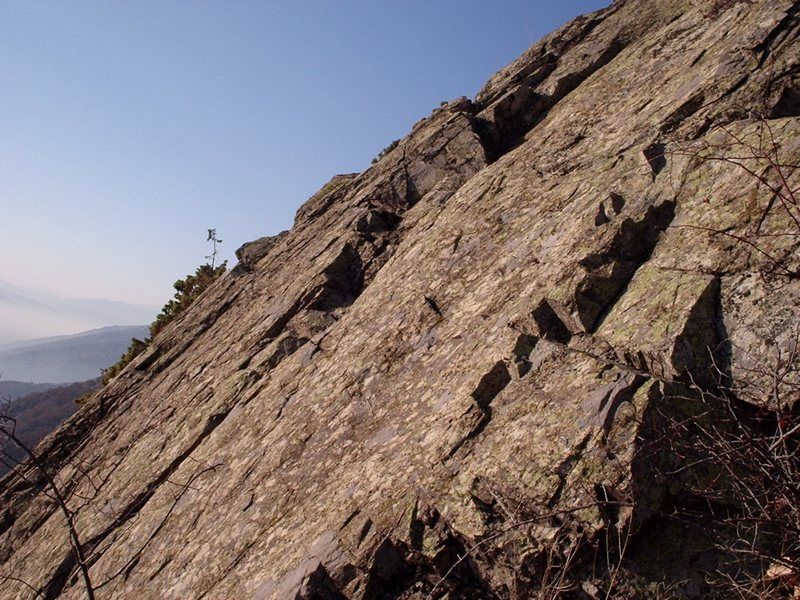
xmin=134 ymin=346 xmax=162 ymax=372
xmin=0 ymin=506 xmax=16 ymax=537
xmin=359 ymin=533 xmax=492 ymax=600
xmin=642 ymin=143 xmax=667 ymax=177
xmin=239 ymin=241 xmax=369 ymax=371
xmin=123 ymin=555 xmax=141 ymax=580
xmin=263 ymin=336 xmax=310 ymax=370
xmin=409 ymin=502 xmax=425 ymax=551
xmin=532 ymin=299 xmax=575 ymax=343
xmin=595 ymin=204 xmax=611 ymax=226
xmin=357 ymin=519 xmax=373 ymax=547
xmin=296 ymin=564 xmax=348 ymax=600
xmin=770 ymin=81 xmax=800 ymax=118
xmin=148 ymin=556 xmax=173 ymax=581
xmin=474 ymin=87 xmax=550 ymax=161
xmin=477 ymin=37 xmax=627 ymax=161
xmin=670 ymin=276 xmax=724 ymax=386
xmin=609 ymin=192 xmax=625 ymax=214
xmin=660 ymin=92 xmax=706 ymax=134
xmin=511 ymin=334 xmax=539 ymax=378
xmin=241 ymin=333 xmax=312 ymax=373
xmin=41 ymin=551 xmax=77 ymax=600
xmin=354 ymin=210 xmax=402 ymax=238
xmin=575 ymin=200 xmax=676 ymax=333
xmin=600 ymin=375 xmax=648 ymax=442
xmin=470 ymin=485 xmax=503 ymax=526
xmin=237 ymin=294 xmax=309 ymax=370
xmin=594 ymin=483 xmax=626 ymax=526
xmin=361 ymin=539 xmax=414 ymax=600
xmin=471 ymin=361 xmax=513 ymax=410
xmin=712 ymin=283 xmax=733 ymax=388
xmin=445 ymin=409 xmax=490 ymax=459
xmin=548 ymin=37 xmax=626 ymax=105
xmin=471 ymin=116 xmax=506 ymax=164
xmin=712 ymin=73 xmax=751 ymax=110
xmin=401 ymin=158 xmax=422 ymax=209
xmin=232 ymin=232 xmax=287 ymax=275
xmin=424 ymin=295 xmax=443 ymax=317
xmin=358 ymin=208 xmax=404 ymax=287
xmin=692 ymin=117 xmax=715 ymax=140
xmin=448 ymin=361 xmax=513 ymax=459
xmin=547 ymin=433 xmax=592 ymax=509
xmin=753 ymin=2 xmax=800 ymax=70
xmin=595 ymin=192 xmax=626 ymax=226
xmin=690 ymin=49 xmax=706 ymax=67
xmin=309 ymin=243 xmax=365 ymax=312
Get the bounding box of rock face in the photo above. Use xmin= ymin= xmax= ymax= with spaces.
xmin=2 ymin=0 xmax=799 ymax=598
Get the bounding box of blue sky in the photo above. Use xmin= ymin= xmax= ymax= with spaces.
xmin=1 ymin=1 xmax=609 ymax=306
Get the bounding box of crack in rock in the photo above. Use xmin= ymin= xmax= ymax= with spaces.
xmin=575 ymin=200 xmax=676 ymax=333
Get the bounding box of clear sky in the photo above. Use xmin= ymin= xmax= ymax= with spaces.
xmin=1 ymin=0 xmax=609 ymax=306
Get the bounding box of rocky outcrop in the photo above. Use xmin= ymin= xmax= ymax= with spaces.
xmin=1 ymin=0 xmax=799 ymax=598
xmin=234 ymin=233 xmax=288 ymax=273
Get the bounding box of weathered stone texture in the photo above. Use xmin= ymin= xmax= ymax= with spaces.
xmin=2 ymin=0 xmax=799 ymax=598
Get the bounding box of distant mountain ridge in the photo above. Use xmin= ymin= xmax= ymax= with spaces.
xmin=0 ymin=381 xmax=56 ymax=402
xmin=0 ymin=278 xmax=156 ymax=344
xmin=0 ymin=326 xmax=149 ymax=383
xmin=0 ymin=379 xmax=98 ymax=478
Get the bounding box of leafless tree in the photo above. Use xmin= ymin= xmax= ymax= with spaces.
xmin=205 ymin=228 xmax=223 ymax=269
xmin=668 ymin=111 xmax=800 ymax=280
xmin=1 ymin=397 xmax=95 ymax=599
xmin=1 ymin=390 xmax=221 ymax=598
xmin=650 ymin=330 xmax=800 ymax=598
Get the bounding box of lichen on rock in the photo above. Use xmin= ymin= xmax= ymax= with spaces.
xmin=2 ymin=0 xmax=800 ymax=598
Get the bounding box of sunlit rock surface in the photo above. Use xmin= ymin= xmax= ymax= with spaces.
xmin=1 ymin=0 xmax=799 ymax=597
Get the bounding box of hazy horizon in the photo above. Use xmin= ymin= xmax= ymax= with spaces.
xmin=1 ymin=0 xmax=609 ymax=307
xmin=0 ymin=277 xmax=157 ymax=344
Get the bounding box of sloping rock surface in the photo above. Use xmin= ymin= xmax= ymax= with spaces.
xmin=2 ymin=0 xmax=799 ymax=598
